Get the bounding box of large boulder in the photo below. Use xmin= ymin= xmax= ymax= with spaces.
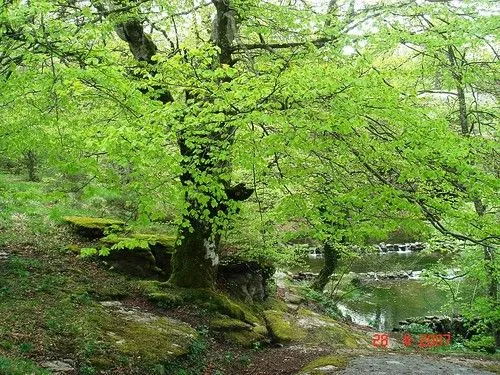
xmin=217 ymin=257 xmax=275 ymax=303
xmin=98 ymin=301 xmax=197 ymax=363
xmin=100 ymin=234 xmax=175 ymax=279
xmin=263 ymin=308 xmax=367 ymax=348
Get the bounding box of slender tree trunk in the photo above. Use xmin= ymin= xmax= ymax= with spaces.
xmin=312 ymin=241 xmax=341 ymax=291
xmin=23 ymin=150 xmax=38 ymax=182
xmin=447 ymin=45 xmax=499 ymax=347
xmin=474 ymin=200 xmax=499 ymax=347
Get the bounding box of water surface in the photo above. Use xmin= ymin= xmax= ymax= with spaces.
xmin=306 ymin=251 xmax=455 ymax=331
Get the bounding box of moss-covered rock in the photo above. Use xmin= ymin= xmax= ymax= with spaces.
xmin=298 ymin=354 xmax=351 ymax=375
xmin=63 ymin=216 xmax=125 ymax=237
xmin=101 ymin=233 xmax=175 ymax=249
xmin=106 ymin=317 xmax=195 ymax=361
xmin=100 ymin=302 xmax=197 ymax=363
xmin=296 ymin=308 xmax=366 ymax=349
xmin=210 ymin=315 xmax=269 ymax=346
xmin=99 ymin=234 xmax=176 ymax=279
xmin=263 ymin=310 xmax=306 ymax=343
xmin=262 ymin=307 xmax=366 ymax=348
xmin=211 ymin=315 xmax=252 ymax=331
xmin=224 ymin=326 xmax=268 ymax=347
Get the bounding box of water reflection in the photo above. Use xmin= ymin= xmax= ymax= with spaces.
xmin=307 ymin=251 xmax=453 ymax=274
xmin=306 ymin=252 xmax=454 ymax=331
xmin=336 ymin=280 xmax=449 ymax=331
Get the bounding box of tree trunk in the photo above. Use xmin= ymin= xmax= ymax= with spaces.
xmin=111 ymin=1 xmax=245 ymax=289
xmin=24 ymin=150 xmax=38 ymax=182
xmin=474 ymin=200 xmax=499 ymax=347
xmin=448 ymin=44 xmax=499 ymax=347
xmin=311 ymin=241 xmax=341 ymax=291
xmin=168 ymin=217 xmax=218 ymax=288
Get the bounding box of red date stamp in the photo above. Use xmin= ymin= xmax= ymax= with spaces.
xmin=372 ymin=332 xmax=451 ymax=349
xmin=372 ymin=333 xmax=389 ymax=348
xmin=418 ymin=333 xmax=451 ymax=348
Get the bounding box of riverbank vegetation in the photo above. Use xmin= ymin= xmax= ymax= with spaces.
xmin=1 ymin=0 xmax=498 ymax=373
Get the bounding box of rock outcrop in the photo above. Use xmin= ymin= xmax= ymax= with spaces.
xmin=217 ymin=257 xmax=275 ymax=303
xmin=63 ymin=216 xmax=125 ymax=238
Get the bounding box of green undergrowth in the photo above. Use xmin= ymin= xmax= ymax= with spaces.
xmin=0 ymin=248 xmax=202 ymax=374
xmin=0 ymin=172 xmax=190 ymax=374
xmin=0 ymin=356 xmax=50 ymax=375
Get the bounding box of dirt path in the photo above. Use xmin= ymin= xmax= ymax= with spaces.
xmin=339 ymin=354 xmax=496 ymax=375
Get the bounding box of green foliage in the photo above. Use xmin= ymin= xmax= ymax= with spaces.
xmin=301 ymin=287 xmax=343 ymax=320
xmin=401 ymin=323 xmax=434 ymax=335
xmin=0 ymin=0 xmax=498 ymax=349
xmin=0 ymin=356 xmax=50 ymax=375
xmin=465 ymin=335 xmax=497 ymax=354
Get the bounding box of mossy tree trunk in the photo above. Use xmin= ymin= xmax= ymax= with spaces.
xmin=311 ymin=241 xmax=341 ymax=292
xmin=23 ymin=149 xmax=38 ymax=182
xmin=168 ymin=217 xmax=219 ymax=288
xmin=110 ymin=1 xmax=251 ymax=289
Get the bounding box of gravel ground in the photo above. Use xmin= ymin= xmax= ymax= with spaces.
xmin=341 ymin=354 xmax=496 ymax=375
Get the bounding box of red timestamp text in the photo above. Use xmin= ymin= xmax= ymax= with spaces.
xmin=372 ymin=332 xmax=452 ymax=349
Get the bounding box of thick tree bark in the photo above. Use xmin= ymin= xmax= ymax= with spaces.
xmin=112 ymin=1 xmax=248 ymax=289
xmin=311 ymin=241 xmax=341 ymax=291
xmin=168 ymin=216 xmax=219 ymax=288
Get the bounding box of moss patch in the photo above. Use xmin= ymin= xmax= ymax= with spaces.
xmin=296 ymin=308 xmax=366 ymax=349
xmin=299 ymin=354 xmax=351 ymax=375
xmin=483 ymin=363 xmax=500 ymax=374
xmin=210 ymin=314 xmax=269 ymax=346
xmin=63 ymin=216 xmax=125 ymax=237
xmin=101 ymin=233 xmax=175 ymax=250
xmin=224 ymin=328 xmax=266 ymax=347
xmin=211 ymin=315 xmax=252 ymax=331
xmin=263 ymin=310 xmax=306 ymax=343
xmin=102 ymin=314 xmax=197 ymax=362
xmin=138 ymin=281 xmax=261 ymax=325
xmin=0 ymin=355 xmax=50 ymax=375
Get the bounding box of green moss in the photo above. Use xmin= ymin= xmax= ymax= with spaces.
xmin=210 ymin=315 xmax=269 ymax=347
xmin=211 ymin=315 xmax=251 ymax=331
xmin=300 ymin=354 xmax=351 ymax=374
xmin=103 ymin=315 xmax=197 ymax=362
xmin=63 ymin=216 xmax=125 ymax=229
xmin=483 ymin=363 xmax=500 ymax=374
xmin=263 ymin=310 xmax=306 ymax=343
xmin=101 ymin=234 xmax=175 ymax=251
xmin=252 ymin=324 xmax=268 ymax=336
xmin=260 ymin=296 xmax=289 ymax=312
xmin=65 ymin=244 xmax=81 ymax=254
xmin=224 ymin=326 xmax=267 ymax=347
xmin=0 ymin=356 xmax=50 ymax=375
xmin=205 ymin=292 xmax=260 ymax=324
xmin=137 ymin=282 xmax=261 ymax=324
xmin=296 ymin=308 xmax=366 ymax=349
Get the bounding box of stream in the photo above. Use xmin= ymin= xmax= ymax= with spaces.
xmin=306 ymin=251 xmax=455 ymax=331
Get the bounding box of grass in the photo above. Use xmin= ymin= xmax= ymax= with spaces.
xmin=1 ymin=171 xmax=499 ymax=374
xmin=0 ymin=172 xmax=183 ymax=374
xmin=0 ymin=355 xmax=50 ymax=375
